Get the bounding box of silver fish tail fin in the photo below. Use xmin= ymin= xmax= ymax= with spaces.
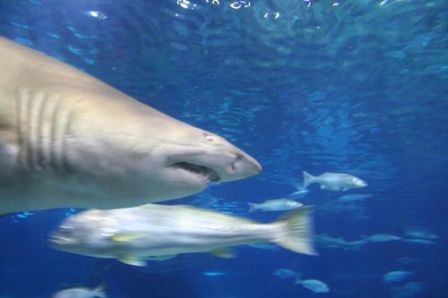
xmin=93 ymin=284 xmax=107 ymax=298
xmin=302 ymin=171 xmax=314 ymax=188
xmin=294 ymin=276 xmax=303 ymax=284
xmin=274 ymin=206 xmax=317 ymax=256
xmin=247 ymin=202 xmax=258 ymax=213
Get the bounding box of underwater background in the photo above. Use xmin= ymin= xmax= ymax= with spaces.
xmin=0 ymin=0 xmax=447 ymax=297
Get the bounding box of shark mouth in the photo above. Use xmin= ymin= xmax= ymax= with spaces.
xmin=173 ymin=162 xmax=221 ymax=182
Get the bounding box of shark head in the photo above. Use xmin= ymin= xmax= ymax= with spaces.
xmin=64 ymin=95 xmax=262 ymax=208
xmin=0 ymin=36 xmax=261 ymax=212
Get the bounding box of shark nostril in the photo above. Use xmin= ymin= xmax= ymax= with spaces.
xmin=232 ymin=154 xmax=245 ymax=171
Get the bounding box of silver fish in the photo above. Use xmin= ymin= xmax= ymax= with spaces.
xmin=403 ymin=238 xmax=435 ymax=245
xmin=382 ymin=271 xmax=414 ymax=284
xmin=303 ymin=171 xmax=367 ymax=191
xmin=316 ymin=234 xmax=368 ymax=251
xmin=49 ymin=204 xmax=316 ymax=266
xmin=0 ymin=37 xmax=261 ymax=213
xmin=364 ymin=233 xmax=402 ymax=243
xmin=52 ymin=285 xmax=106 ymax=298
xmin=404 ymin=228 xmax=439 ymax=240
xmin=295 ymin=278 xmax=330 ymax=293
xmin=248 ymin=198 xmax=303 ymax=212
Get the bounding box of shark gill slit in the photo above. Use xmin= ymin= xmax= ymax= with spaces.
xmin=43 ymin=95 xmax=62 ymax=170
xmin=16 ymin=88 xmax=30 ymax=168
xmin=29 ymin=91 xmax=45 ymax=169
xmin=52 ymin=96 xmax=72 ymax=173
xmin=17 ymin=89 xmax=72 ymax=171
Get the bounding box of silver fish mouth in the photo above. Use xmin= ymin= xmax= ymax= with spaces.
xmin=172 ymin=162 xmax=221 ymax=182
xmin=47 ymin=234 xmax=70 ymax=247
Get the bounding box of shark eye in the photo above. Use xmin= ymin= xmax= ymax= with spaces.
xmin=204 ymin=133 xmax=215 ymax=142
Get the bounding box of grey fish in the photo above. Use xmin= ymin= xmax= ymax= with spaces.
xmin=303 ymin=171 xmax=367 ymax=191
xmin=0 ymin=37 xmax=261 ymax=213
xmin=49 ymin=204 xmax=316 ymax=266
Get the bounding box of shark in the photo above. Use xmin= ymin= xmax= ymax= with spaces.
xmin=0 ymin=37 xmax=261 ymax=213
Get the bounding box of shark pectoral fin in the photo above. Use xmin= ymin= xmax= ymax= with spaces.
xmin=210 ymin=247 xmax=237 ymax=258
xmin=117 ymin=255 xmax=146 ymax=267
xmin=110 ymin=232 xmax=147 ymax=242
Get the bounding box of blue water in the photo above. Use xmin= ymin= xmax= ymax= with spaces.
xmin=1 ymin=0 xmax=447 ymax=297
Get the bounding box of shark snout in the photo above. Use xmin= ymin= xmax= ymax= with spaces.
xmin=165 ymin=132 xmax=261 ymax=185
xmin=225 ymin=153 xmax=262 ymax=181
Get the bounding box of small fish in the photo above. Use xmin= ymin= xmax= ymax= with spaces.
xmin=295 ymin=278 xmax=330 ymax=293
xmin=403 ymin=238 xmax=436 ymax=245
xmin=404 ymin=229 xmax=439 ymax=240
xmin=336 ymin=193 xmax=373 ymax=203
xmin=202 ymin=271 xmax=227 ymax=277
xmin=316 ymin=235 xmax=368 ymax=250
xmin=392 ymin=282 xmax=426 ymax=297
xmin=303 ymin=171 xmax=367 ymax=191
xmin=382 ymin=271 xmax=414 ymax=284
xmin=365 ymin=233 xmax=402 ymax=243
xmin=49 ymin=204 xmax=316 ymax=266
xmin=52 ymin=285 xmax=106 ymax=298
xmin=286 ymin=188 xmax=310 ymax=200
xmin=248 ymin=198 xmax=303 ymax=212
xmin=273 ymin=268 xmax=299 ymax=279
